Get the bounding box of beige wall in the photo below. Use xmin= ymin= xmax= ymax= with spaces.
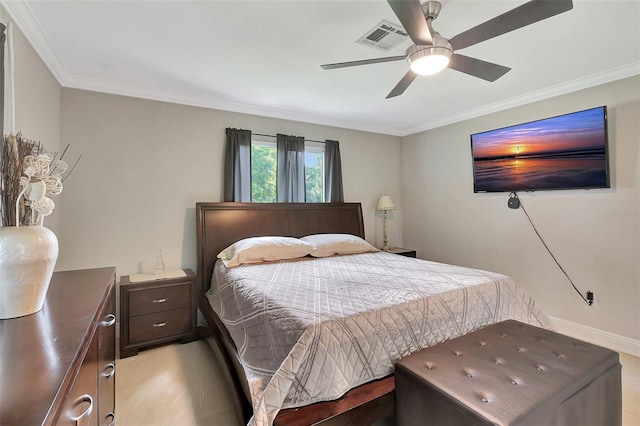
xmin=5 ymin=9 xmax=638 ymax=346
xmin=57 ymin=89 xmax=403 ymax=276
xmin=1 ymin=9 xmax=62 ymax=232
xmin=401 ymin=76 xmax=640 ymax=342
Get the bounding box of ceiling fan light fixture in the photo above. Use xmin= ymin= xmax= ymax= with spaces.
xmin=406 ymin=36 xmax=453 ymax=76
xmin=410 ymin=52 xmax=450 ymax=75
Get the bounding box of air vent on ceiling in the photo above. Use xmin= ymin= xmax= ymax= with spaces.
xmin=356 ymin=20 xmax=408 ymax=52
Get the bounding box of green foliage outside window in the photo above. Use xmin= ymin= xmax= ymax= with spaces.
xmin=251 ymin=144 xmax=276 ymax=202
xmin=305 ymin=152 xmax=324 ymax=203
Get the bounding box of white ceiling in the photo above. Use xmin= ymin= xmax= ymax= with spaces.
xmin=3 ymin=0 xmax=640 ymax=136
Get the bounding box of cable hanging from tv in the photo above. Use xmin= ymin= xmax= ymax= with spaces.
xmin=510 ymin=192 xmax=592 ymax=306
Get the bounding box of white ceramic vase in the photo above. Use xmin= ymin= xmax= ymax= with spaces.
xmin=0 ymin=225 xmax=59 ymax=319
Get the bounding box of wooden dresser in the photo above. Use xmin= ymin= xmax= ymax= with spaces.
xmin=0 ymin=267 xmax=117 ymax=426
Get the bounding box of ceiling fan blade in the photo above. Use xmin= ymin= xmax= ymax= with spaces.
xmin=449 ymin=54 xmax=511 ymax=82
xmin=387 ymin=0 xmax=433 ymax=46
xmin=449 ymin=0 xmax=573 ymax=51
xmin=386 ymin=70 xmax=418 ymax=99
xmin=321 ymin=55 xmax=406 ymax=70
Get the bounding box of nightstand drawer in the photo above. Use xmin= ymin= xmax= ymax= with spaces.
xmin=128 ymin=308 xmax=190 ymax=344
xmin=129 ymin=284 xmax=190 ymax=316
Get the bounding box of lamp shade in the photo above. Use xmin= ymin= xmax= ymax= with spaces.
xmin=376 ymin=195 xmax=396 ymax=211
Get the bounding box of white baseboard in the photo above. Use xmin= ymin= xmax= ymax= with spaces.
xmin=548 ymin=316 xmax=640 ymax=357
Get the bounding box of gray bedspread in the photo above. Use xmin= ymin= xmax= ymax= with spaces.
xmin=206 ymin=252 xmax=550 ymax=426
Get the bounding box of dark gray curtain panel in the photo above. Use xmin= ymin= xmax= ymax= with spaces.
xmin=276 ymin=133 xmax=305 ymax=202
xmin=324 ymin=140 xmax=344 ymax=202
xmin=223 ymin=128 xmax=251 ymax=202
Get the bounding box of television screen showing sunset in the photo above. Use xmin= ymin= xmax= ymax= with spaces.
xmin=471 ymin=106 xmax=609 ymax=192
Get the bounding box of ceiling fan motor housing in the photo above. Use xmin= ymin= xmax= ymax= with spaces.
xmin=421 ymin=1 xmax=442 ymax=20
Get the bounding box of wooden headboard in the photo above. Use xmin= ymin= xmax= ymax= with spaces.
xmin=195 ymin=202 xmax=364 ymax=296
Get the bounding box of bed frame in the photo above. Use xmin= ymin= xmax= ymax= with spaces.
xmin=195 ymin=202 xmax=395 ymax=425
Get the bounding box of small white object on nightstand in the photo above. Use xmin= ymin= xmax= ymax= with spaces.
xmin=129 ymin=269 xmax=186 ymax=283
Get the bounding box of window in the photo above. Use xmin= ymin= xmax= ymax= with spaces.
xmin=251 ymin=140 xmax=277 ymax=202
xmin=305 ymin=142 xmax=325 ymax=203
xmin=250 ymin=139 xmax=325 ymax=203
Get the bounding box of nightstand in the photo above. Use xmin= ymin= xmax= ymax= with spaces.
xmin=120 ymin=269 xmax=197 ymax=358
xmin=386 ymin=247 xmax=417 ymax=258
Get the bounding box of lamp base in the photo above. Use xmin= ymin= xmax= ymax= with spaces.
xmin=382 ymin=210 xmax=390 ymax=252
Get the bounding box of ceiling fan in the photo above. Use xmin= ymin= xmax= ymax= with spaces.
xmin=321 ymin=0 xmax=573 ymax=98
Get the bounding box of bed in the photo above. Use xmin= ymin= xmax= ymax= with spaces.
xmin=195 ymin=202 xmax=549 ymax=426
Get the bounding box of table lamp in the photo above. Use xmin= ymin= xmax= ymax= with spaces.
xmin=376 ymin=195 xmax=396 ymax=251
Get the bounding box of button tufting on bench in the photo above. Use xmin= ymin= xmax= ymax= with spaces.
xmin=509 ymin=376 xmax=524 ymax=385
xmin=395 ymin=320 xmax=622 ymax=426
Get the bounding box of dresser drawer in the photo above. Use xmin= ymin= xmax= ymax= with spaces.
xmin=57 ymin=331 xmax=99 ymax=426
xmin=128 ymin=308 xmax=190 ymax=344
xmin=129 ymin=283 xmax=190 ymax=316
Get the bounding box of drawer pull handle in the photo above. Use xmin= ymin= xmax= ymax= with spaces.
xmin=70 ymin=394 xmax=93 ymax=425
xmin=152 ymin=298 xmax=167 ymax=303
xmin=100 ymin=314 xmax=116 ymax=327
xmin=105 ymin=412 xmax=115 ymax=426
xmin=102 ymin=363 xmax=116 ymax=378
xmin=153 ymin=322 xmax=167 ymax=327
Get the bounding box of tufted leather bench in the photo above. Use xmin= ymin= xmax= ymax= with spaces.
xmin=395 ymin=320 xmax=621 ymax=426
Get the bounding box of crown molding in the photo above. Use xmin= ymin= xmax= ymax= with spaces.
xmin=401 ymin=62 xmax=640 ymax=137
xmin=61 ymin=73 xmax=403 ymax=136
xmin=1 ymin=0 xmax=68 ymax=84
xmin=3 ymin=0 xmax=638 ymax=138
xmin=63 ymin=62 xmax=639 ymax=138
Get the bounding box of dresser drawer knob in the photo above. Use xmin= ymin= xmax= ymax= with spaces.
xmin=152 ymin=322 xmax=167 ymax=328
xmin=69 ymin=394 xmax=93 ymax=425
xmin=102 ymin=363 xmax=116 ymax=379
xmin=100 ymin=314 xmax=116 ymax=327
xmin=152 ymin=298 xmax=167 ymax=303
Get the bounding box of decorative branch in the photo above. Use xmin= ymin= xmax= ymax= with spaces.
xmin=1 ymin=134 xmax=77 ymax=227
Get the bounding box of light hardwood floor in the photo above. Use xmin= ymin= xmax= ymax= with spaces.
xmin=115 ymin=340 xmax=640 ymax=426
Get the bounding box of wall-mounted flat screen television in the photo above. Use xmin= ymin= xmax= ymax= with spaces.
xmin=471 ymin=106 xmax=610 ymax=193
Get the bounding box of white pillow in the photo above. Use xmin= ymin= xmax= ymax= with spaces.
xmin=218 ymin=236 xmax=314 ymax=268
xmin=301 ymin=233 xmax=379 ymax=258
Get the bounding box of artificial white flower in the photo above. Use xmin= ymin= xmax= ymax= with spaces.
xmin=44 ymin=175 xmax=63 ymax=197
xmin=31 ymin=197 xmax=55 ymax=216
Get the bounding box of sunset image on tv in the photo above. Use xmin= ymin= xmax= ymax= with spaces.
xmin=471 ymin=106 xmax=609 ymax=192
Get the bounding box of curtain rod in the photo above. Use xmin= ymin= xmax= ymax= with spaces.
xmin=253 ymin=133 xmax=326 ymax=144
